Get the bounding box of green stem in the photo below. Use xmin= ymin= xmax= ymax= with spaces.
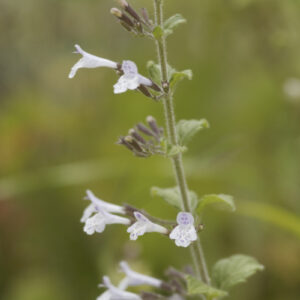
xmin=153 ymin=0 xmax=211 ymax=290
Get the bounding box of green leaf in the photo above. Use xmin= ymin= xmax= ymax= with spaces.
xmin=164 ymin=14 xmax=187 ymax=37
xmin=212 ymin=255 xmax=264 ymax=290
xmin=176 ymin=119 xmax=209 ymax=146
xmin=151 ymin=186 xmax=198 ymax=211
xmin=153 ymin=25 xmax=164 ymax=39
xmin=147 ymin=61 xmax=161 ymax=84
xmin=186 ymin=275 xmax=228 ymax=298
xmin=169 ymin=69 xmax=193 ymax=89
xmin=197 ymin=194 xmax=235 ymax=213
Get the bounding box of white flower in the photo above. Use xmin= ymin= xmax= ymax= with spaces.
xmin=100 ymin=276 xmax=141 ymax=300
xmin=120 ymin=261 xmax=162 ymax=288
xmin=169 ymin=212 xmax=197 ymax=248
xmin=127 ymin=211 xmax=168 ymax=240
xmin=97 ymin=278 xmax=129 ymax=300
xmin=113 ymin=60 xmax=152 ymax=94
xmin=80 ymin=190 xmax=125 ymax=223
xmin=69 ymin=44 xmax=118 ymax=79
xmin=69 ymin=46 xmax=153 ymax=94
xmin=84 ymin=207 xmax=130 ymax=235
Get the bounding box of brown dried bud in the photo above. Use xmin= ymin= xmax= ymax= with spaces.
xmin=120 ymin=21 xmax=133 ymax=32
xmin=149 ymin=81 xmax=161 ymax=92
xmin=117 ymin=136 xmax=134 ymax=151
xmin=146 ymin=116 xmax=160 ymax=136
xmin=110 ymin=7 xmax=122 ymax=18
xmin=118 ymin=0 xmax=129 ymax=8
xmin=138 ymin=85 xmax=152 ymax=98
xmin=124 ymin=136 xmax=144 ymax=153
xmin=110 ymin=7 xmax=134 ymax=27
xmin=136 ymin=123 xmax=155 ymax=137
xmin=122 ymin=1 xmax=141 ymax=22
xmin=129 ymin=128 xmax=147 ymax=144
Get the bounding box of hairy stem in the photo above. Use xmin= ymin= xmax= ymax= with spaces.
xmin=153 ymin=0 xmax=211 ymax=290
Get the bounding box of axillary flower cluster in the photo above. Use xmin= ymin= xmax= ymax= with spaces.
xmin=81 ymin=190 xmax=198 ymax=248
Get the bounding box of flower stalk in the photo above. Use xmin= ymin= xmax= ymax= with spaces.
xmin=153 ymin=0 xmax=211 ymax=290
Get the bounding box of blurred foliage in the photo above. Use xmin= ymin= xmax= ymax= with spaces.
xmin=0 ymin=0 xmax=300 ymax=300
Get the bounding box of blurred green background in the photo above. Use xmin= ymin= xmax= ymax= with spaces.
xmin=0 ymin=0 xmax=300 ymax=299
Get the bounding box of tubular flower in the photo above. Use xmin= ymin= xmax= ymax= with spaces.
xmin=69 ymin=46 xmax=153 ymax=94
xmin=120 ymin=261 xmax=162 ymax=288
xmin=69 ymin=45 xmax=118 ymax=79
xmin=80 ymin=189 xmax=125 ymax=223
xmin=113 ymin=60 xmax=152 ymax=94
xmin=169 ymin=212 xmax=197 ymax=248
xmin=83 ymin=207 xmax=130 ymax=235
xmin=101 ymin=276 xmax=141 ymax=300
xmin=127 ymin=211 xmax=168 ymax=240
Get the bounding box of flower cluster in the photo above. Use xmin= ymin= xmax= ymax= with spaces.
xmin=110 ymin=0 xmax=153 ymax=37
xmin=81 ymin=190 xmax=130 ymax=235
xmin=118 ymin=116 xmax=164 ymax=157
xmin=80 ymin=190 xmax=198 ymax=248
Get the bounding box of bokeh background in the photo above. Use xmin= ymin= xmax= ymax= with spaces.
xmin=1 ymin=0 xmax=300 ymax=299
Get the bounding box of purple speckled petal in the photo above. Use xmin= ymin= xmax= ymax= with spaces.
xmin=122 ymin=60 xmax=138 ymax=78
xmin=176 ymin=212 xmax=194 ymax=225
xmin=133 ymin=211 xmax=149 ymax=223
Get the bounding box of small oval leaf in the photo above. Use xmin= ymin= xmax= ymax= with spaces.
xmin=212 ymin=254 xmax=264 ymax=290
xmin=197 ymin=194 xmax=235 ymax=213
xmin=176 ymin=119 xmax=209 ymax=146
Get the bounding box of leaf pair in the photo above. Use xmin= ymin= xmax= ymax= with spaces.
xmin=151 ymin=186 xmax=235 ymax=214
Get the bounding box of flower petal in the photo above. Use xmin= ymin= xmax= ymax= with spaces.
xmin=86 ymin=190 xmax=125 ymax=214
xmin=84 ymin=212 xmax=106 ymax=235
xmin=122 ymin=60 xmax=138 ymax=77
xmin=113 ymin=75 xmax=140 ymax=94
xmin=69 ymin=44 xmax=117 ymax=78
xmin=80 ymin=203 xmax=96 ymax=223
xmin=138 ymin=75 xmax=152 ymax=87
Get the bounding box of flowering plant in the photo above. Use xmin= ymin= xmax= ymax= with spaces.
xmin=69 ymin=0 xmax=264 ymax=299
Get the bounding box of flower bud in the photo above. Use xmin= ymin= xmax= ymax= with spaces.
xmin=118 ymin=0 xmax=129 ymax=9
xmin=146 ymin=116 xmax=160 ymax=136
xmin=136 ymin=123 xmax=155 ymax=137
xmin=110 ymin=7 xmax=134 ymax=27
xmin=110 ymin=7 xmax=122 ymax=18
xmin=129 ymin=128 xmax=147 ymax=144
xmin=138 ymin=85 xmax=152 ymax=98
xmin=119 ymin=0 xmax=141 ymax=23
xmin=117 ymin=136 xmax=135 ymax=151
xmin=149 ymin=81 xmax=161 ymax=92
xmin=124 ymin=136 xmax=144 ymax=153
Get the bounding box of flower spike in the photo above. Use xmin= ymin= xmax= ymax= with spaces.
xmin=83 ymin=207 xmax=130 ymax=235
xmin=127 ymin=211 xmax=168 ymax=240
xmin=120 ymin=261 xmax=163 ymax=288
xmin=69 ymin=45 xmax=118 ymax=78
xmin=169 ymin=212 xmax=197 ymax=248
